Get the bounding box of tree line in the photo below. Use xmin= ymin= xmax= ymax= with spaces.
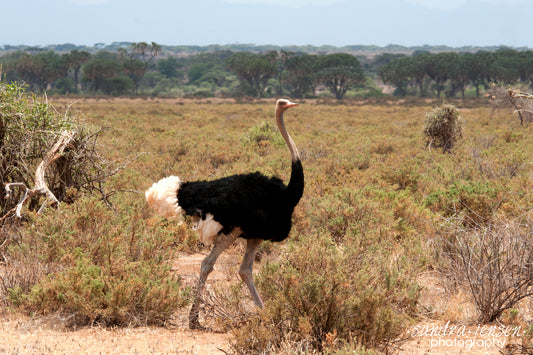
xmin=378 ymin=49 xmax=533 ymax=98
xmin=0 ymin=43 xmax=366 ymax=99
xmin=1 ymin=42 xmax=532 ymax=99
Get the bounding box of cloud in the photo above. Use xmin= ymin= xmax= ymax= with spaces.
xmin=219 ymin=0 xmax=345 ymax=7
xmin=403 ymin=0 xmax=533 ymax=10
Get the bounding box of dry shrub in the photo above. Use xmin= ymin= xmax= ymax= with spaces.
xmin=195 ymin=275 xmax=257 ymax=331
xmin=311 ymin=189 xmax=375 ymax=243
xmin=2 ymin=197 xmax=190 ymax=326
xmin=0 ymin=80 xmax=116 ymax=223
xmin=440 ymin=215 xmax=533 ymax=323
xmin=230 ymin=232 xmax=418 ymax=353
xmin=472 ymin=148 xmax=529 ymax=180
xmin=382 ymin=165 xmax=420 ymax=191
xmin=423 ymin=104 xmax=463 ymax=153
xmin=502 ymin=324 xmax=533 ymax=354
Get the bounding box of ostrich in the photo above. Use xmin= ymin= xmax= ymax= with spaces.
xmin=145 ymin=98 xmax=304 ymax=329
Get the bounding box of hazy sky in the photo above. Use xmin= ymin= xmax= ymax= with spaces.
xmin=2 ymin=0 xmax=532 ymax=47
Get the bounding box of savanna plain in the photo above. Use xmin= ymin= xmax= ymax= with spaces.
xmin=2 ymin=96 xmax=533 ymax=354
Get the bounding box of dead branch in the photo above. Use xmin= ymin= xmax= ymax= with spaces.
xmin=487 ymin=87 xmax=533 ymax=126
xmin=3 ymin=130 xmax=76 ymax=218
xmin=508 ymin=90 xmax=533 ymax=125
xmin=509 ymin=90 xmax=533 ymax=100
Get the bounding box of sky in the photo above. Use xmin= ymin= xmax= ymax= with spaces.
xmin=2 ymin=0 xmax=532 ymax=48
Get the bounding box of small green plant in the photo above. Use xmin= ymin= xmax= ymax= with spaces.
xmin=423 ymin=104 xmax=463 ymax=153
xmin=244 ymin=121 xmax=284 ymax=147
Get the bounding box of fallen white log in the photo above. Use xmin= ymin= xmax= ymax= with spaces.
xmin=4 ymin=130 xmax=76 ymax=218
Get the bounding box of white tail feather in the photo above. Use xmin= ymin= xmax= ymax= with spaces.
xmin=145 ymin=176 xmax=184 ymax=222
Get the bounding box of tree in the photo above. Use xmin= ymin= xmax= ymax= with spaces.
xmin=0 ymin=51 xmax=26 ymax=82
xmin=187 ymin=62 xmax=210 ymax=84
xmin=131 ymin=41 xmax=161 ymax=63
xmin=409 ymin=53 xmax=431 ymax=97
xmin=41 ymin=51 xmax=69 ymax=90
xmin=64 ymin=50 xmax=90 ymax=92
xmin=514 ymin=51 xmax=533 ymax=90
xmin=157 ymin=56 xmax=183 ymax=79
xmin=427 ymin=52 xmax=457 ymax=98
xmin=315 ymin=53 xmax=365 ymax=99
xmin=274 ymin=50 xmax=291 ymax=96
xmin=14 ymin=51 xmax=67 ymax=92
xmin=83 ymin=53 xmax=121 ymax=93
xmin=282 ymin=53 xmax=317 ymax=98
xmin=106 ymin=76 xmax=134 ymax=96
xmin=449 ymin=54 xmax=470 ymax=99
xmin=466 ymin=51 xmax=492 ymax=97
xmin=227 ymin=52 xmax=276 ymax=98
xmin=489 ymin=50 xmax=519 ymax=86
xmin=120 ymin=42 xmax=161 ymax=94
xmin=378 ymin=57 xmax=411 ymax=97
xmin=15 ymin=53 xmax=47 ymax=91
xmin=121 ymin=58 xmax=146 ymax=94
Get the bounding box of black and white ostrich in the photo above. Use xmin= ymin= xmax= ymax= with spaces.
xmin=145 ymin=98 xmax=304 ymax=329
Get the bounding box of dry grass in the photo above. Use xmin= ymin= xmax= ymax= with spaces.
xmin=3 ymin=96 xmax=533 ymax=353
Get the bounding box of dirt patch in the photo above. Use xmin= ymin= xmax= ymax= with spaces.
xmin=0 ymin=313 xmax=230 ymax=354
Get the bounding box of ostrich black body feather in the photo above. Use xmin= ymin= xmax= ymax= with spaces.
xmin=178 ymin=160 xmax=304 ymax=242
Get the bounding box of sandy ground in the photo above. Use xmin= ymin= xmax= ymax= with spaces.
xmin=0 ymin=317 xmax=229 ymax=354
xmin=1 ymin=317 xmax=512 ymax=355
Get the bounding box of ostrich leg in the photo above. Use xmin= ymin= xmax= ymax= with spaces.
xmin=189 ymin=232 xmax=237 ymax=329
xmin=239 ymin=238 xmax=264 ymax=308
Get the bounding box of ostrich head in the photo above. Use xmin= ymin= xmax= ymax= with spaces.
xmin=276 ymin=98 xmax=298 ymax=113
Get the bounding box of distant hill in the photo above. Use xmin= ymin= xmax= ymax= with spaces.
xmin=1 ymin=42 xmax=530 ymax=57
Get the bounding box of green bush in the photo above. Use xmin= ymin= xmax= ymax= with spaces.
xmin=425 ymin=181 xmax=502 ymax=225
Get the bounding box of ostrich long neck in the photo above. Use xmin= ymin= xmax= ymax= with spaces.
xmin=276 ymin=109 xmax=300 ymax=163
xmin=276 ymin=106 xmax=304 ymax=206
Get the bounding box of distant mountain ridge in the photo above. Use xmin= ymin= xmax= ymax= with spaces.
xmin=1 ymin=42 xmax=530 ymax=56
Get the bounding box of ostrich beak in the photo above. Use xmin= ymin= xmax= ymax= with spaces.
xmin=286 ymin=102 xmax=298 ymax=108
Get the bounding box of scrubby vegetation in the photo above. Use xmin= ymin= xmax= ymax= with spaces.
xmin=5 ymin=197 xmax=191 ymax=326
xmin=2 ymin=80 xmax=533 ymax=352
xmin=0 ymin=82 xmax=192 ymax=327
